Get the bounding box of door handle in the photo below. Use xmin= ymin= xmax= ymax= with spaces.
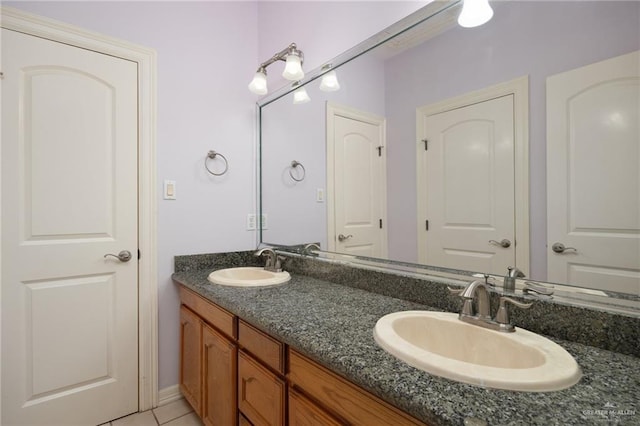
xmin=489 ymin=239 xmax=511 ymax=248
xmin=104 ymin=250 xmax=133 ymax=262
xmin=338 ymin=234 xmax=353 ymax=242
xmin=551 ymin=243 xmax=577 ymax=254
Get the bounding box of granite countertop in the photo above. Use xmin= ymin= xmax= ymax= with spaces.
xmin=172 ymin=269 xmax=640 ymax=426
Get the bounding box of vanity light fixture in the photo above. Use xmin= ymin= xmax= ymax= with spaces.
xmin=248 ymin=43 xmax=304 ymax=95
xmin=319 ymin=64 xmax=340 ymax=92
xmin=458 ymin=0 xmax=494 ymax=28
xmin=292 ymin=82 xmax=311 ymax=104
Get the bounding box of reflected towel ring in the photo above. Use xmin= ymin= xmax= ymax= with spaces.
xmin=205 ymin=150 xmax=229 ymax=176
xmin=289 ymin=160 xmax=306 ymax=182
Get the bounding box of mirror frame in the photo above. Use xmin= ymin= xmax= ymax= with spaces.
xmin=255 ymin=0 xmax=639 ymax=316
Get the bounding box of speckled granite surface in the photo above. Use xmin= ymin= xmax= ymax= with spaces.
xmin=282 ymin=254 xmax=640 ymax=357
xmin=172 ymin=261 xmax=640 ymax=426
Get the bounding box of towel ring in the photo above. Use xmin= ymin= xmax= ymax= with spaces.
xmin=205 ymin=150 xmax=229 ymax=176
xmin=289 ymin=160 xmax=306 ymax=182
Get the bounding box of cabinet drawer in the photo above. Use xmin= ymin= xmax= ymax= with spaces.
xmin=180 ymin=286 xmax=236 ymax=339
xmin=238 ymin=351 xmax=285 ymax=426
xmin=289 ymin=388 xmax=344 ymax=426
xmin=238 ymin=320 xmax=285 ymax=374
xmin=288 ymin=350 xmax=425 ymax=426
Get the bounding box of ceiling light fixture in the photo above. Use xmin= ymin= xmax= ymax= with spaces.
xmin=319 ymin=64 xmax=340 ymax=92
xmin=458 ymin=0 xmax=494 ymax=28
xmin=248 ymin=43 xmax=304 ymax=95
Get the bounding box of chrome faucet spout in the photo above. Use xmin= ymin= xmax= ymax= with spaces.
xmin=254 ymin=248 xmax=285 ymax=272
xmin=452 ymin=278 xmax=533 ymax=333
xmin=460 ymin=279 xmax=491 ymax=319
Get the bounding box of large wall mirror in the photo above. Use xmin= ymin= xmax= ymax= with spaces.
xmin=258 ymin=0 xmax=639 ymax=308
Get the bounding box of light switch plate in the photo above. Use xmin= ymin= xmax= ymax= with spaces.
xmin=164 ymin=180 xmax=176 ymax=200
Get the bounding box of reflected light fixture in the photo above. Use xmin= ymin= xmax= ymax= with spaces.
xmin=248 ymin=43 xmax=304 ymax=95
xmin=319 ymin=64 xmax=340 ymax=92
xmin=292 ymin=82 xmax=311 ymax=104
xmin=458 ymin=0 xmax=494 ymax=28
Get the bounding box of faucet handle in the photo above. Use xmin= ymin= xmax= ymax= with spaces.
xmin=447 ymin=286 xmax=464 ymax=296
xmin=495 ymin=296 xmax=533 ymax=326
xmin=273 ymin=255 xmax=286 ymax=272
xmin=523 ymin=281 xmax=554 ymax=296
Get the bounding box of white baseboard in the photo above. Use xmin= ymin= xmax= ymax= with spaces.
xmin=158 ymin=385 xmax=182 ymax=406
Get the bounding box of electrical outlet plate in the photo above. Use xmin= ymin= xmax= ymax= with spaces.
xmin=260 ymin=214 xmax=268 ymax=230
xmin=246 ymin=214 xmax=256 ymax=230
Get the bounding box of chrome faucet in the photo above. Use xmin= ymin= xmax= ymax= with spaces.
xmin=450 ymin=278 xmax=533 ymax=333
xmin=303 ymin=243 xmax=321 ymax=255
xmin=254 ymin=248 xmax=285 ymax=272
xmin=503 ymin=266 xmax=525 ymax=292
xmin=459 ymin=279 xmax=492 ymax=320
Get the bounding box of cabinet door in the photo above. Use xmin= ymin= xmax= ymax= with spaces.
xmin=238 ymin=351 xmax=285 ymax=426
xmin=180 ymin=306 xmax=202 ymax=414
xmin=289 ymin=388 xmax=343 ymax=426
xmin=202 ymin=323 xmax=237 ymax=426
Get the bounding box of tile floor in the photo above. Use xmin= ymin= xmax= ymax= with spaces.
xmin=102 ymin=398 xmax=202 ymax=426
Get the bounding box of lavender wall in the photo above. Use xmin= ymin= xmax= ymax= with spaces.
xmin=384 ymin=1 xmax=640 ymax=280
xmin=5 ymin=0 xmax=425 ymax=393
xmin=261 ymin=52 xmax=387 ymax=248
xmin=5 ymin=0 xmax=260 ymax=391
xmin=256 ymin=1 xmax=425 ymax=87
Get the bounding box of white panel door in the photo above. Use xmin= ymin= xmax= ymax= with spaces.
xmin=1 ymin=29 xmax=139 ymax=424
xmin=417 ymin=95 xmax=515 ymax=274
xmin=330 ymin=110 xmax=387 ymax=258
xmin=547 ymin=50 xmax=640 ymax=295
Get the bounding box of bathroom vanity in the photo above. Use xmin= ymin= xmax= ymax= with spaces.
xmin=178 ymin=284 xmax=423 ymax=425
xmin=172 ymin=252 xmax=640 ymax=426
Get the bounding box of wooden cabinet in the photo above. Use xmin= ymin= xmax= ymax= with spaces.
xmin=288 ymin=350 xmax=426 ymax=426
xmin=179 ymin=285 xmax=427 ymax=426
xmin=179 ymin=287 xmax=237 ymax=425
xmin=237 ymin=320 xmax=286 ymax=425
xmin=179 ymin=305 xmax=202 ymax=414
xmin=289 ymin=388 xmax=343 ymax=426
xmin=238 ymin=350 xmax=285 ymax=426
xmin=202 ymin=324 xmax=237 ymax=426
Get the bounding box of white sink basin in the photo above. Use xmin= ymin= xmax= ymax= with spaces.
xmin=373 ymin=311 xmax=581 ymax=392
xmin=207 ymin=267 xmax=290 ymax=287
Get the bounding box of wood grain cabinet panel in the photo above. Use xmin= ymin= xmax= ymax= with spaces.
xmin=180 ymin=286 xmax=236 ymax=338
xmin=238 ymin=320 xmax=285 ymax=374
xmin=239 ymin=413 xmax=253 ymax=426
xmin=202 ymin=323 xmax=237 ymax=426
xmin=238 ymin=350 xmax=285 ymax=426
xmin=180 ymin=306 xmax=202 ymax=414
xmin=289 ymin=388 xmax=344 ymax=426
xmin=288 ymin=350 xmax=426 ymax=426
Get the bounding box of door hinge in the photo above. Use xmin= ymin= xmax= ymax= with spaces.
xmin=377 ymin=146 xmax=383 ymax=157
xmin=425 ymin=220 xmax=429 ymax=231
xmin=379 ymin=219 xmax=383 ymax=229
xmin=421 ymin=139 xmax=428 ymax=151
xmin=138 ymin=249 xmax=141 ymax=260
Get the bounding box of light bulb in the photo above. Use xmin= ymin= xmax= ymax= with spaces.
xmin=319 ymin=70 xmax=340 ymax=92
xmin=458 ymin=0 xmax=493 ymax=28
xmin=248 ymin=70 xmax=268 ymax=95
xmin=282 ymin=54 xmax=304 ymax=81
xmin=293 ymin=86 xmax=310 ymax=104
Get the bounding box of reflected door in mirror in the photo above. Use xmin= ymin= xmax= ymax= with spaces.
xmin=328 ymin=104 xmax=388 ymax=258
xmin=417 ymin=94 xmax=516 ymax=275
xmin=547 ymin=50 xmax=640 ymax=295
